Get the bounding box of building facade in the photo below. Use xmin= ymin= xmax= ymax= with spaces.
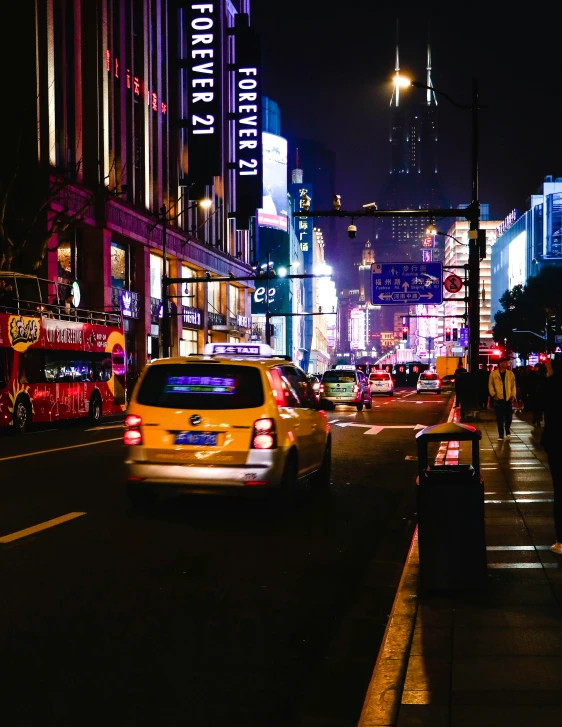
xmin=491 ymin=176 xmax=562 ymax=321
xmin=6 ymin=0 xmax=262 ymax=383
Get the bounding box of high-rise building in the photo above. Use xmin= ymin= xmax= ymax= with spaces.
xmin=371 ymin=26 xmax=451 ymax=333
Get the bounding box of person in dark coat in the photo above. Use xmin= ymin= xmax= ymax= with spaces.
xmin=540 ymin=358 xmax=562 ymax=554
xmin=478 ymin=365 xmax=490 ymax=410
xmin=454 ymin=364 xmax=470 ymax=420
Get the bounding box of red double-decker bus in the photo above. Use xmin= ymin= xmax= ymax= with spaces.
xmin=0 ymin=273 xmax=126 ymax=433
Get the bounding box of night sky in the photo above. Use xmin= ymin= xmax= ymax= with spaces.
xmin=250 ymin=4 xmax=562 ymax=223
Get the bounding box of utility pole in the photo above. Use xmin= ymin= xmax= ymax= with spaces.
xmin=467 ymin=78 xmax=481 ymax=408
xmin=160 ymin=204 xmax=171 ymax=358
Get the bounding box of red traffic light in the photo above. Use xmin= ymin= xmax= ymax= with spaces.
xmin=402 ymin=326 xmax=408 ymax=341
xmin=445 ymin=327 xmax=451 ymax=342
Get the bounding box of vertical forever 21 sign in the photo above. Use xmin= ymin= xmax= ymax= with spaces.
xmin=233 ymin=13 xmax=263 ymax=229
xmin=187 ymin=3 xmax=222 ymax=185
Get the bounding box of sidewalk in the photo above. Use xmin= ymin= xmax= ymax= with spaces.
xmin=358 ymin=406 xmax=562 ymax=727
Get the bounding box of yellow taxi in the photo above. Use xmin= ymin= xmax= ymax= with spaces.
xmin=124 ymin=343 xmax=331 ymax=506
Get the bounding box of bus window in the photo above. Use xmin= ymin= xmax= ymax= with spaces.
xmin=19 ymin=349 xmax=46 ymax=384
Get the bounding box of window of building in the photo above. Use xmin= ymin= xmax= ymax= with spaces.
xmin=181 ymin=264 xmax=197 ymax=307
xmin=57 ymin=230 xmax=81 ymax=283
xmin=228 ymin=284 xmax=240 ymax=318
xmin=111 ymin=242 xmax=127 ymax=289
xmin=179 ymin=329 xmax=198 ymax=357
xmin=208 ymin=280 xmax=221 ymax=314
xmin=150 ymin=253 xmax=164 ymax=299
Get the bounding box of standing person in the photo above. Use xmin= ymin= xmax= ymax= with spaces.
xmin=540 ymin=359 xmax=562 ymax=554
xmin=529 ymin=362 xmax=547 ymax=426
xmin=488 ymin=357 xmax=517 ymax=441
xmin=454 ymin=363 xmax=469 ymax=421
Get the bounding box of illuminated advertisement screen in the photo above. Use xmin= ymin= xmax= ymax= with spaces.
xmin=350 ymin=308 xmax=366 ymax=350
xmin=165 ymin=376 xmax=235 ymax=395
xmin=257 ymin=132 xmax=288 ymax=230
xmin=508 ymin=232 xmax=526 ymax=290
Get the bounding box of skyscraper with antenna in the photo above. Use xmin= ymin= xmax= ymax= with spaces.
xmin=375 ymin=20 xmax=450 ymax=263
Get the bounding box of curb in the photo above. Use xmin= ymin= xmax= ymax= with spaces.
xmin=357 ymin=398 xmax=457 ymax=727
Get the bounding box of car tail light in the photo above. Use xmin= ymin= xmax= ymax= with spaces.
xmin=437 ymin=380 xmax=442 ymax=386
xmin=124 ymin=413 xmax=142 ymax=445
xmin=267 ymin=369 xmax=287 ymax=407
xmin=352 ymin=384 xmax=359 ymax=393
xmin=319 ymin=384 xmax=325 ymax=394
xmin=124 ymin=428 xmax=142 ymax=446
xmin=251 ymin=417 xmax=277 ymax=449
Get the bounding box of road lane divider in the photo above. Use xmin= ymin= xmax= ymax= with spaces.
xmin=0 ymin=512 xmax=86 ymax=544
xmin=0 ymin=437 xmax=122 ymax=462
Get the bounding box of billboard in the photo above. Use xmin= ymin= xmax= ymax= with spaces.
xmin=350 ymin=308 xmax=366 ymax=350
xmin=233 ymin=13 xmax=263 ymax=228
xmin=257 ymin=132 xmax=288 ymax=231
xmin=508 ymin=231 xmax=526 ymax=290
xmin=185 ymin=2 xmax=222 ymax=186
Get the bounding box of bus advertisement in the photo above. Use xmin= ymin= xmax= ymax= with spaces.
xmin=0 ymin=289 xmax=126 ymax=433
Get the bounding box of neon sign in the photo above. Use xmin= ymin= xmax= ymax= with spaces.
xmin=106 ymin=50 xmax=167 ymax=115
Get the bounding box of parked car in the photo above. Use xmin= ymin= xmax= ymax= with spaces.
xmin=319 ymin=367 xmax=372 ymax=411
xmin=441 ymin=374 xmax=456 ymax=390
xmin=123 ymin=342 xmax=332 ymax=506
xmin=369 ymin=370 xmax=395 ymax=396
xmin=416 ymin=371 xmax=442 ymax=394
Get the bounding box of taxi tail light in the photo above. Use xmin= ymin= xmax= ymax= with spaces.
xmin=252 ymin=418 xmax=277 ymax=449
xmin=319 ymin=384 xmax=325 ymax=394
xmin=124 ymin=414 xmax=142 ymax=446
xmin=352 ymin=384 xmax=359 ymax=393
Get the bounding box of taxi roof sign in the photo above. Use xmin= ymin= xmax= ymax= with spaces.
xmin=203 ymin=342 xmax=275 ymax=357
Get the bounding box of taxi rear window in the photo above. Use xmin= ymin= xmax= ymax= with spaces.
xmin=370 ymin=373 xmax=390 ymax=381
xmin=322 ymin=372 xmax=355 ymax=383
xmin=420 ymin=373 xmax=439 ymax=380
xmin=136 ymin=363 xmax=264 ymax=409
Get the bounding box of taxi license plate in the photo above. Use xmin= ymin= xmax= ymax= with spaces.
xmin=175 ymin=431 xmax=217 ymax=446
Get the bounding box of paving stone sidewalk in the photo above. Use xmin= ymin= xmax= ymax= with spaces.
xmin=359 ymin=408 xmax=562 ymax=727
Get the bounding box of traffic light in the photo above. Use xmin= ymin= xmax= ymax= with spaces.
xmin=402 ymin=325 xmax=408 ymax=341
xmin=539 ymin=353 xmax=548 ymax=363
xmin=445 ymin=327 xmax=451 ymax=342
xmin=452 ymin=327 xmax=458 ymax=342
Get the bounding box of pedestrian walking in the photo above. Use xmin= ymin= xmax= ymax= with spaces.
xmin=488 ymin=357 xmax=517 ymax=441
xmin=539 ymin=358 xmax=562 ymax=554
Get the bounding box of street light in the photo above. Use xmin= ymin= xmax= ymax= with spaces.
xmin=398 ymin=74 xmax=483 ymax=412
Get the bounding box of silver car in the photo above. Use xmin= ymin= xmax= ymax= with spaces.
xmin=416 ymin=371 xmax=442 ymax=394
xmin=319 ymin=368 xmax=372 ymax=411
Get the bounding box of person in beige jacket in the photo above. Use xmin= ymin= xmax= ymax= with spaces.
xmin=488 ymin=357 xmax=517 ymax=440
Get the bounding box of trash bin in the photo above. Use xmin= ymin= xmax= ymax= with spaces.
xmin=415 ymin=422 xmax=487 ymax=592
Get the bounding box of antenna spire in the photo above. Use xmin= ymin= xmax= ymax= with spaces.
xmin=426 ymin=22 xmax=437 ymax=106
xmin=390 ymin=17 xmax=400 ymax=107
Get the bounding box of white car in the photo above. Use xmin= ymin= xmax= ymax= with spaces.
xmin=369 ymin=371 xmax=395 ymax=396
xmin=416 ymin=371 xmax=442 ymax=394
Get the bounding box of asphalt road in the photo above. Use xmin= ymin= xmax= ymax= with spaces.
xmin=0 ymin=388 xmax=453 ymax=727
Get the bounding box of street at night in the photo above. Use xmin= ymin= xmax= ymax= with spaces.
xmin=0 ymin=389 xmax=451 ymax=727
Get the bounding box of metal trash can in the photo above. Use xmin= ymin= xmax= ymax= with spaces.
xmin=416 ymin=422 xmax=487 ymax=592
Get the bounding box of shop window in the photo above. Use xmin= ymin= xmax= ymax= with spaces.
xmin=229 ymin=284 xmax=240 ymax=317
xmin=207 ymin=280 xmax=220 ymax=313
xmin=57 ymin=230 xmax=82 ymax=283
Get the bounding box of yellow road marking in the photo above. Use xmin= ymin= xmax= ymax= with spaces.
xmin=0 ymin=512 xmax=87 ymax=544
xmin=0 ymin=437 xmax=122 ymax=462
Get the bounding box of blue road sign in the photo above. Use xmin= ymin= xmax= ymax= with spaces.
xmin=555 ymin=334 xmax=562 ymax=345
xmin=371 ymin=262 xmax=443 ymax=305
xmin=459 ymin=327 xmax=469 ymax=347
